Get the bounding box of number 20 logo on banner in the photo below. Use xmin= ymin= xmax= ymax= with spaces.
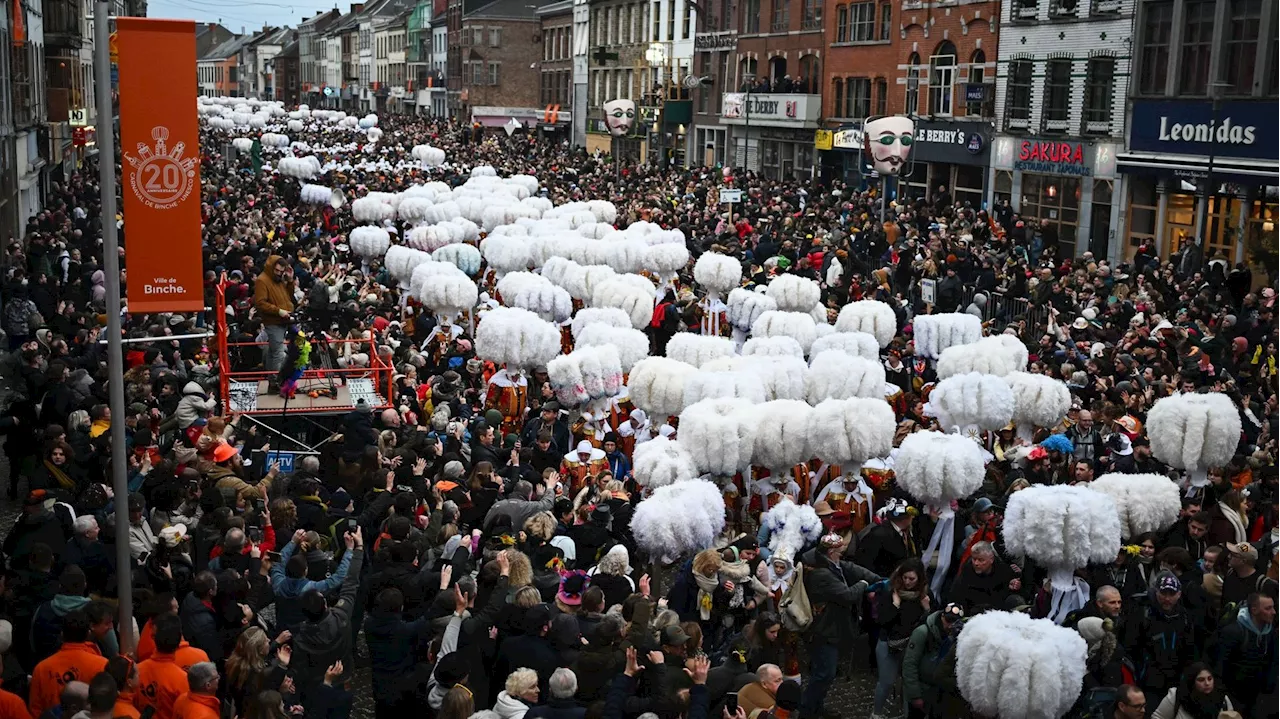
xmin=124 ymin=126 xmax=199 ymax=210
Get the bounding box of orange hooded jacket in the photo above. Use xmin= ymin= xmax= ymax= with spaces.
xmin=28 ymin=642 xmax=108 ymax=716
xmin=173 ymin=692 xmax=220 ymax=719
xmin=137 ymin=653 xmax=190 ymax=719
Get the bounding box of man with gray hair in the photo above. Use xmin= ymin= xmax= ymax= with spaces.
xmin=63 ymin=515 xmax=113 ymax=595
xmin=526 ymin=668 xmax=585 ymax=719
xmin=738 ymin=663 xmax=783 ymax=717
xmin=173 ymin=662 xmax=221 ymax=719
xmin=947 ymin=540 xmax=1018 ymax=613
xmin=483 ymin=471 xmax=559 ymax=532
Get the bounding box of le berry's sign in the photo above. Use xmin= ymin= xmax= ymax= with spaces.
xmin=1129 ymin=99 xmax=1277 ymax=162
xmin=910 ymin=120 xmax=991 ymax=165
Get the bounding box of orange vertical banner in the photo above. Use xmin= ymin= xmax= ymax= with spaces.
xmin=117 ymin=18 xmax=204 ymax=312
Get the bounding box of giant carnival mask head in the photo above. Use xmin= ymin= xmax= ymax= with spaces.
xmin=862 ymin=115 xmax=916 ymax=176
xmin=602 ymin=99 xmax=636 ymax=137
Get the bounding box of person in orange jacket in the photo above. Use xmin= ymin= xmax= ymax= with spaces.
xmin=28 ymin=610 xmax=107 ymax=717
xmin=104 ymin=656 xmax=141 ymax=719
xmin=138 ymin=616 xmax=198 ymax=719
xmin=172 ymin=663 xmax=222 ymax=719
xmin=0 ymin=655 xmax=31 ymax=719
xmin=136 ymin=593 xmax=180 ymax=662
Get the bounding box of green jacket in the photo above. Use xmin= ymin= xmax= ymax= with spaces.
xmin=902 ymin=611 xmax=959 ymax=706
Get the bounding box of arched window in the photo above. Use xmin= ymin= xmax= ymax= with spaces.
xmin=798 ymin=54 xmax=820 ymax=93
xmin=905 ymin=51 xmax=921 ymax=115
xmin=768 ymin=55 xmax=788 ymax=87
xmin=739 ymin=57 xmax=758 ymax=90
xmin=966 ymin=49 xmax=986 ymax=116
xmin=929 ymin=41 xmax=957 ymax=115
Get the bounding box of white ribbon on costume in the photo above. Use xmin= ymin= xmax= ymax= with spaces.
xmin=847 ymin=473 xmax=875 ymax=517
xmin=921 ymin=506 xmax=956 ymax=598
xmin=732 ymin=326 xmax=748 ymax=352
xmin=1187 ymin=467 xmax=1209 ymax=488
xmin=1047 ymin=568 xmax=1091 ymax=625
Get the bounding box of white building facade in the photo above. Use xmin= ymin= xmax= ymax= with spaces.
xmin=989 ymin=0 xmax=1133 ymax=259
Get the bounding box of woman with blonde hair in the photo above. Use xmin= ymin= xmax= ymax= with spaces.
xmin=494 ymin=668 xmax=539 ymax=719
xmin=224 ymin=626 xmax=288 ymax=715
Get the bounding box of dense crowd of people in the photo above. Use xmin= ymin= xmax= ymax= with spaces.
xmin=0 ymin=108 xmax=1274 ymax=719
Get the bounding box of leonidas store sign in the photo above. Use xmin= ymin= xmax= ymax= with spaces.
xmin=1129 ymin=99 xmax=1277 ymax=162
xmin=721 ymin=93 xmax=821 ymax=128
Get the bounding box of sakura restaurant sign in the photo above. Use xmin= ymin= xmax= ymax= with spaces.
xmin=1013 ymin=139 xmax=1093 ymax=177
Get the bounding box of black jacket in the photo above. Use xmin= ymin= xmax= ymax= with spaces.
xmin=799 ymin=547 xmax=881 ymax=646
xmin=947 ymin=559 xmax=1014 ymax=615
xmin=526 ymin=698 xmax=586 ymax=719
xmin=291 ymin=549 xmax=364 ymax=704
xmin=180 ymin=592 xmax=223 ymax=661
xmin=853 ymin=521 xmax=915 ymax=578
xmin=364 ymin=608 xmax=430 ymax=697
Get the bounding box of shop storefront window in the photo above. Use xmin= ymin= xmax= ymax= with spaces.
xmin=796 ymin=144 xmax=814 ymax=180
xmin=1020 ymin=173 xmax=1080 ymax=257
xmin=1126 ymin=177 xmax=1158 ymax=255
xmin=1206 ymin=195 xmax=1243 ymax=260
xmin=955 ymin=164 xmax=984 ymax=208
xmin=901 ymin=161 xmax=928 ymax=201
xmin=1246 ymin=195 xmax=1279 ymax=279
xmin=994 ymin=169 xmax=1013 ymax=205
xmin=761 ymin=140 xmax=781 ymax=179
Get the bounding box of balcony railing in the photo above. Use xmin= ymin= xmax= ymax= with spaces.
xmin=1090 ymin=0 xmax=1121 ymax=12
xmin=1012 ymin=1 xmax=1038 ymax=18
xmin=45 ymin=0 xmax=83 ymax=47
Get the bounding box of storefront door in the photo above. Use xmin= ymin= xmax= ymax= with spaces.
xmin=1162 ymin=192 xmax=1197 ymax=260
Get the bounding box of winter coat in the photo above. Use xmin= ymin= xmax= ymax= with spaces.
xmin=3 ymin=509 xmax=70 ymax=568
xmin=363 ymin=608 xmax=429 ymax=701
xmin=268 ymin=539 xmax=353 ymax=632
xmin=484 ymin=493 xmax=556 ymax=534
xmin=29 ymin=594 xmax=91 ymax=664
xmin=494 ymin=692 xmax=533 ymax=719
xmin=853 ymin=521 xmax=915 ymax=578
xmin=873 ymin=587 xmax=929 ymax=642
xmin=525 ymin=697 xmax=587 ymax=719
xmin=173 ymin=382 xmax=215 ymax=430
xmin=1213 ymin=605 xmax=1277 ymax=698
xmin=947 ymin=559 xmax=1014 ymax=614
xmin=1121 ymin=596 xmax=1197 ymax=693
xmin=290 ymin=550 xmax=363 ymax=705
xmin=61 ymin=535 xmax=115 ymax=595
xmin=901 ymin=611 xmax=959 ymax=709
xmin=179 ymin=594 xmax=222 ymax=663
xmin=1150 ymin=687 xmax=1233 ymax=719
xmin=799 ymin=547 xmax=881 ymax=646
xmin=253 ymin=255 xmax=295 ymax=325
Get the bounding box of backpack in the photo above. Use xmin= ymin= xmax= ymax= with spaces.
xmin=779 ymin=563 xmax=813 ymax=633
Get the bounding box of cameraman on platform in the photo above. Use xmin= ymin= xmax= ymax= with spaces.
xmin=254 ymin=255 xmax=296 ymax=383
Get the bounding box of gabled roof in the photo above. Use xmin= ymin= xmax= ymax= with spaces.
xmin=325 ymin=10 xmax=364 ymax=35
xmin=278 ymin=39 xmax=300 ymax=58
xmin=259 ymin=27 xmax=295 ymax=45
xmin=200 ymin=34 xmax=248 ymax=62
xmin=298 ymin=8 xmax=341 ymax=30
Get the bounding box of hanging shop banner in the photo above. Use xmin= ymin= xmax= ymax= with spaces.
xmin=117 ymin=18 xmax=204 ymax=312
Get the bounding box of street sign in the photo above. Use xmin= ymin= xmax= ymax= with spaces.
xmin=719 ymin=188 xmax=742 ymax=203
xmin=69 ymin=108 xmax=89 ymax=126
xmin=921 ymin=278 xmax=937 ymax=305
